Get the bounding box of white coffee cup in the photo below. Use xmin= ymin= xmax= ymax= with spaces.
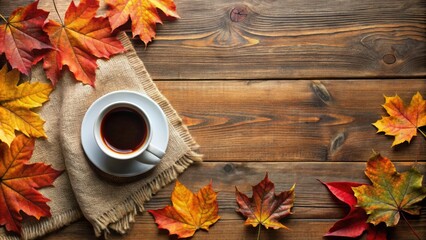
xmin=93 ymin=101 xmax=165 ymax=165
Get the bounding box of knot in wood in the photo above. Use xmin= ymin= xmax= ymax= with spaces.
xmin=311 ymin=81 xmax=332 ymax=105
xmin=223 ymin=163 xmax=235 ymax=173
xmin=330 ymin=132 xmax=346 ymax=154
xmin=383 ymin=54 xmax=396 ymax=64
xmin=230 ymin=6 xmax=248 ymax=22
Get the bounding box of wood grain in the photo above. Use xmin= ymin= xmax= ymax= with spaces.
xmin=136 ymin=0 xmax=426 ymax=80
xmin=2 ymin=0 xmax=426 ymax=80
xmin=156 ymin=80 xmax=426 ymax=162
xmin=42 ymin=162 xmax=426 ymax=240
xmin=43 ymin=218 xmax=426 ymax=240
xmin=1 ymin=0 xmax=425 ymax=239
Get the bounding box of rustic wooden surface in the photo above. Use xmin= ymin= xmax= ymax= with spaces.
xmin=1 ymin=0 xmax=426 ymax=239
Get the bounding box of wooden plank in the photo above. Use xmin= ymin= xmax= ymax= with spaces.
xmin=44 ymin=218 xmax=426 ymax=240
xmin=156 ymin=80 xmax=426 ymax=162
xmin=1 ymin=1 xmax=425 ymax=240
xmin=130 ymin=0 xmax=426 ymax=80
xmin=1 ymin=0 xmax=425 ymax=80
xmin=134 ymin=162 xmax=426 ymax=216
xmin=43 ymin=162 xmax=426 ymax=239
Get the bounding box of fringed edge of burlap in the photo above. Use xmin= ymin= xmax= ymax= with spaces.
xmin=93 ymin=152 xmax=202 ymax=237
xmin=22 ymin=209 xmax=83 ymax=240
xmin=90 ymin=32 xmax=203 ymax=237
xmin=0 ymin=209 xmax=82 ymax=240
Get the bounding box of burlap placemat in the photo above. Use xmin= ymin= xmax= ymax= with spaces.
xmin=0 ymin=32 xmax=201 ymax=239
xmin=0 ymin=69 xmax=82 ymax=240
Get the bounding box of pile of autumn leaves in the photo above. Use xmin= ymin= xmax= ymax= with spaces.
xmin=1 ymin=0 xmax=426 ymax=240
xmin=0 ymin=0 xmax=180 ymax=146
xmin=0 ymin=0 xmax=179 ymax=86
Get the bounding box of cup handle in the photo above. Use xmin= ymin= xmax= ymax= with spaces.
xmin=147 ymin=144 xmax=165 ymax=159
xmin=134 ymin=144 xmax=165 ymax=165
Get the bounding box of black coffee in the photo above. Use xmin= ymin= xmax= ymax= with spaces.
xmin=100 ymin=107 xmax=148 ymax=153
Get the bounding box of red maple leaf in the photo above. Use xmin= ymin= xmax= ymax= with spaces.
xmin=0 ymin=135 xmax=62 ymax=234
xmin=0 ymin=0 xmax=51 ymax=75
xmin=320 ymin=181 xmax=387 ymax=240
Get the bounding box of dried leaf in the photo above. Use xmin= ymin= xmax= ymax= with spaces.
xmin=373 ymin=92 xmax=426 ymax=147
xmin=0 ymin=134 xmax=62 ymax=234
xmin=148 ymin=180 xmax=220 ymax=239
xmin=0 ymin=0 xmax=51 ymax=75
xmin=235 ymin=173 xmax=295 ymax=230
xmin=353 ymin=153 xmax=426 ymax=227
xmin=106 ymin=0 xmax=180 ymax=45
xmin=0 ymin=65 xmax=52 ymax=146
xmin=43 ymin=0 xmax=124 ymax=86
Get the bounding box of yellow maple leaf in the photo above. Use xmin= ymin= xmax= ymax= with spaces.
xmin=0 ymin=65 xmax=52 ymax=146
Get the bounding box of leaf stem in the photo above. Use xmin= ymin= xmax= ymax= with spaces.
xmin=418 ymin=128 xmax=426 ymax=139
xmin=0 ymin=13 xmax=7 ymax=23
xmin=401 ymin=212 xmax=421 ymax=240
xmin=52 ymin=0 xmax=64 ymax=26
xmin=256 ymin=225 xmax=261 ymax=240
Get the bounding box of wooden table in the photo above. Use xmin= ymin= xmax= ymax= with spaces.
xmin=1 ymin=0 xmax=425 ymax=239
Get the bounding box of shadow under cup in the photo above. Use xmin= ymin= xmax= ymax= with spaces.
xmin=94 ymin=102 xmax=164 ymax=164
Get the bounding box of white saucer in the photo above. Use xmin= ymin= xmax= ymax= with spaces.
xmin=81 ymin=91 xmax=169 ymax=177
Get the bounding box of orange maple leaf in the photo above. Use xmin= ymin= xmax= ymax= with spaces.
xmin=106 ymin=0 xmax=180 ymax=45
xmin=148 ymin=180 xmax=220 ymax=239
xmin=235 ymin=173 xmax=295 ymax=232
xmin=43 ymin=0 xmax=125 ymax=86
xmin=373 ymin=92 xmax=426 ymax=147
xmin=0 ymin=134 xmax=62 ymax=234
xmin=0 ymin=0 xmax=51 ymax=75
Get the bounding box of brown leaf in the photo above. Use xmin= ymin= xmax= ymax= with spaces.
xmin=235 ymin=173 xmax=295 ymax=230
